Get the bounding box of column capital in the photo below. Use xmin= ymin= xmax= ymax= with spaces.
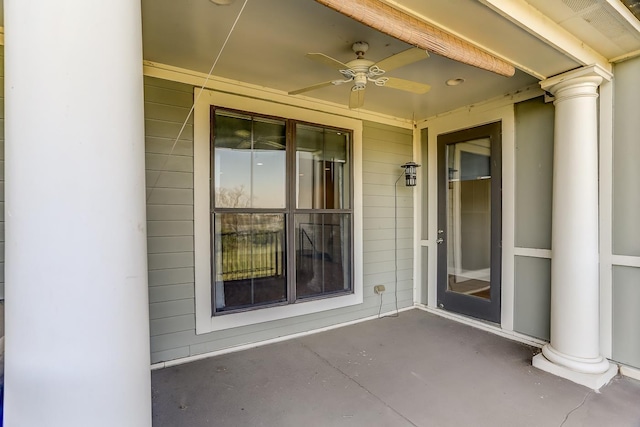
xmin=540 ymin=64 xmax=612 ymax=95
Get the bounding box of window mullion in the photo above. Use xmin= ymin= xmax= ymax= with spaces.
xmin=287 ymin=119 xmax=296 ymax=304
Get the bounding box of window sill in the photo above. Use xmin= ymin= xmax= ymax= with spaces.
xmin=199 ymin=291 xmax=362 ymax=333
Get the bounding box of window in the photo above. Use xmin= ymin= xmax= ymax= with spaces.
xmin=193 ymin=88 xmax=362 ymax=333
xmin=211 ymin=109 xmax=353 ymax=314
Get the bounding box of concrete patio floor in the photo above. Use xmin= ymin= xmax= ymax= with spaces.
xmin=152 ymin=309 xmax=640 ymax=426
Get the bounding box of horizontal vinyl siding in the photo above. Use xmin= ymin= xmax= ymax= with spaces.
xmin=144 ymin=79 xmax=415 ymax=363
xmin=144 ymin=77 xmax=195 ymax=351
xmin=362 ymin=121 xmax=415 ymax=314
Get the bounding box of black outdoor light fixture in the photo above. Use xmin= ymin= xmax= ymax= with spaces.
xmin=384 ymin=160 xmax=422 ymax=318
xmin=401 ymin=162 xmax=421 ymax=187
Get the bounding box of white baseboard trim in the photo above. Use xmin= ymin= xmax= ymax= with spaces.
xmin=414 ymin=303 xmax=548 ymax=348
xmin=619 ymin=364 xmax=640 ymax=381
xmin=151 ymin=305 xmax=415 ymax=370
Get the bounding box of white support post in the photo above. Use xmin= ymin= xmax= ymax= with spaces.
xmin=532 ymin=65 xmax=617 ymax=390
xmin=4 ymin=1 xmax=151 ymax=426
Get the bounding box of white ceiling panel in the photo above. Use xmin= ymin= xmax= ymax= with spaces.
xmin=142 ymin=0 xmax=551 ymax=120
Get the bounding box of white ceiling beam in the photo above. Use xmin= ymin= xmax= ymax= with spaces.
xmin=479 ymin=0 xmax=611 ymax=74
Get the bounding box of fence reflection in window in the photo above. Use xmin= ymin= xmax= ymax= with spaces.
xmin=214 ymin=213 xmax=286 ymax=311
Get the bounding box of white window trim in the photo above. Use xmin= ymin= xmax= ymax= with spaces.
xmin=194 ymin=88 xmax=363 ymax=334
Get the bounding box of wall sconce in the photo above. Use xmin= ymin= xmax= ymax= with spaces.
xmin=401 ymin=162 xmax=421 ymax=187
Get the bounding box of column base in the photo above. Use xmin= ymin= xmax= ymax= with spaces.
xmin=533 ymin=352 xmax=618 ymax=390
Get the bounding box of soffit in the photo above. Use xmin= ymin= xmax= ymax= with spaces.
xmin=384 ymin=0 xmax=581 ymax=77
xmin=526 ymin=0 xmax=640 ymax=60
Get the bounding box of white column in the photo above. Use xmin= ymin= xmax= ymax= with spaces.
xmin=4 ymin=1 xmax=151 ymax=426
xmin=532 ymin=65 xmax=617 ymax=390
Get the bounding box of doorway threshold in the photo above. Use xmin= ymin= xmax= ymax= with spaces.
xmin=414 ymin=303 xmax=546 ymax=349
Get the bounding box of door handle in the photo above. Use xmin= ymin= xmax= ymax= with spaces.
xmin=436 ymin=237 xmax=444 ymax=244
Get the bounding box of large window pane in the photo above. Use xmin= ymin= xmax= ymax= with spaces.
xmin=214 ymin=113 xmax=252 ymax=208
xmin=252 ymin=118 xmax=286 ymax=208
xmin=214 ymin=112 xmax=286 ymax=208
xmin=295 ymin=213 xmax=351 ymax=298
xmin=324 ymin=130 xmax=350 ymax=209
xmin=296 ymin=124 xmax=350 ymax=209
xmin=296 ymin=125 xmax=324 ymax=209
xmin=214 ymin=213 xmax=286 ymax=312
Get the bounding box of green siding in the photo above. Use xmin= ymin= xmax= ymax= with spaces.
xmin=610 ymin=56 xmax=640 ymax=370
xmin=514 ymin=97 xmax=554 ymax=250
xmin=420 ymin=128 xmax=428 ymax=241
xmin=613 ymin=57 xmax=640 ymax=256
xmin=511 ymin=97 xmax=554 ymax=341
xmin=513 ymin=256 xmax=551 ymax=340
xmin=144 ymin=77 xmax=195 ymax=360
xmin=612 ymin=266 xmax=640 ymax=368
xmin=144 ymin=78 xmax=415 ymax=364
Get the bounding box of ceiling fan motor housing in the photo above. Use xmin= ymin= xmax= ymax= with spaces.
xmin=353 ymin=73 xmax=368 ymax=89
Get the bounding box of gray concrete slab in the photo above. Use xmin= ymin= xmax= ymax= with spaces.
xmin=152 ymin=309 xmax=640 ymax=426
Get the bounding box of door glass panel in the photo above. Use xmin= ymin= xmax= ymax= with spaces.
xmin=446 ymin=138 xmax=491 ymax=299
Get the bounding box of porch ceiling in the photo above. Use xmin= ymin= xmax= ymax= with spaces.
xmin=141 ymin=0 xmax=553 ymax=120
xmin=3 ymin=1 xmax=634 ymax=121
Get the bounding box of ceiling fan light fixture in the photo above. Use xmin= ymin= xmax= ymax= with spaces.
xmin=353 ymin=73 xmax=368 ymax=88
xmin=289 ymin=43 xmax=431 ymax=108
xmin=446 ymin=78 xmax=465 ymax=86
xmin=210 ymin=0 xmax=236 ymax=5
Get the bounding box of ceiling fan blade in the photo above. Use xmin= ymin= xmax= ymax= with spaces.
xmin=349 ymin=89 xmax=365 ymax=109
xmin=373 ymin=48 xmax=429 ymax=73
xmin=288 ymin=80 xmax=336 ymax=95
xmin=306 ymin=53 xmax=350 ymax=70
xmin=383 ymin=77 xmax=431 ymax=94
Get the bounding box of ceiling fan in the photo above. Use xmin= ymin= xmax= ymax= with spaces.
xmin=288 ymin=41 xmax=431 ymax=109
